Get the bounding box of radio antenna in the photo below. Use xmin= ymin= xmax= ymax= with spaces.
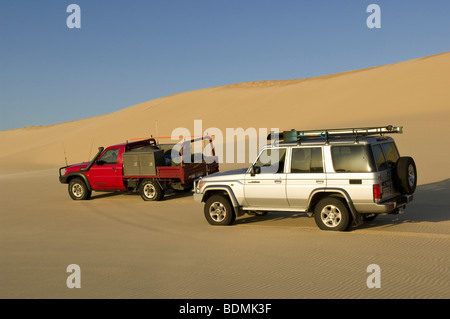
xmin=62 ymin=142 xmax=68 ymax=166
xmin=155 ymin=120 xmax=159 ymax=145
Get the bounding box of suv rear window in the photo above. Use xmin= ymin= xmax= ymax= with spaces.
xmin=372 ymin=145 xmax=388 ymax=171
xmin=372 ymin=142 xmax=400 ymax=171
xmin=331 ymin=145 xmax=375 ymax=173
xmin=381 ymin=142 xmax=400 ymax=168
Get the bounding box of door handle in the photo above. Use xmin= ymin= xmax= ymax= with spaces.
xmin=274 ymin=180 xmax=282 ymax=183
xmin=248 ymin=181 xmax=260 ymax=184
xmin=316 ymin=180 xmax=324 ymax=184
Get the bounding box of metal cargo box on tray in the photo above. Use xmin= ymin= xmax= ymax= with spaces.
xmin=123 ymin=148 xmax=165 ymax=176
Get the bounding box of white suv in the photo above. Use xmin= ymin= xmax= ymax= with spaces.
xmin=193 ymin=125 xmax=416 ymax=231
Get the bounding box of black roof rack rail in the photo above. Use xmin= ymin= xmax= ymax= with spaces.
xmin=267 ymin=125 xmax=403 ymax=143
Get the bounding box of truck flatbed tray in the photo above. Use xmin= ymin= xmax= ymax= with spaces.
xmin=124 ymin=162 xmax=219 ymax=183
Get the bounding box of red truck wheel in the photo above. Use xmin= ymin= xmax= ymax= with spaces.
xmin=139 ymin=179 xmax=164 ymax=201
xmin=68 ymin=178 xmax=91 ymax=200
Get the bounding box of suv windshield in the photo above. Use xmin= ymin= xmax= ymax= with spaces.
xmin=331 ymin=145 xmax=375 ymax=173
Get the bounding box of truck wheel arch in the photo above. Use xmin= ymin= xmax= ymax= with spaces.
xmin=66 ymin=173 xmax=92 ymax=191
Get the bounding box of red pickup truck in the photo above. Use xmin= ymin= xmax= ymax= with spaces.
xmin=59 ymin=136 xmax=218 ymax=201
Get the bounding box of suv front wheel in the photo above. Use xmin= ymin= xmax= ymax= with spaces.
xmin=314 ymin=197 xmax=351 ymax=231
xmin=204 ymin=195 xmax=236 ymax=226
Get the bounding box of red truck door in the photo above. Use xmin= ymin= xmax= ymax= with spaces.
xmin=88 ymin=147 xmax=125 ymax=190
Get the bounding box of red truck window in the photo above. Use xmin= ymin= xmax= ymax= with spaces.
xmin=98 ymin=149 xmax=119 ymax=165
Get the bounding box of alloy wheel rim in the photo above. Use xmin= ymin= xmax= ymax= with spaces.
xmin=144 ymin=184 xmax=156 ymax=198
xmin=209 ymin=202 xmax=226 ymax=222
xmin=320 ymin=204 xmax=342 ymax=227
xmin=408 ymin=164 xmax=415 ymax=187
xmin=72 ymin=184 xmax=84 ymax=197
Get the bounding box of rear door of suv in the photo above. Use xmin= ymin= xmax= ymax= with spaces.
xmin=371 ymin=141 xmax=400 ymax=201
xmin=286 ymin=146 xmax=326 ymax=210
xmin=326 ymin=144 xmax=376 ymax=207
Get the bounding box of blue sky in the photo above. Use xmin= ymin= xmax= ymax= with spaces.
xmin=1 ymin=0 xmax=449 ymax=130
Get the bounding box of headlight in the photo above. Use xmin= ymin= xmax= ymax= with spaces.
xmin=60 ymin=168 xmax=67 ymax=176
xmin=198 ymin=181 xmax=205 ymax=190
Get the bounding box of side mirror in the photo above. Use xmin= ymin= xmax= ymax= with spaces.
xmin=250 ymin=166 xmax=261 ymax=177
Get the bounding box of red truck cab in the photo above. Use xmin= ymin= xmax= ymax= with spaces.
xmin=59 ymin=137 xmax=218 ymax=201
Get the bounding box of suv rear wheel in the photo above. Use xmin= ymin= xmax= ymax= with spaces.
xmin=314 ymin=197 xmax=351 ymax=231
xmin=204 ymin=195 xmax=235 ymax=226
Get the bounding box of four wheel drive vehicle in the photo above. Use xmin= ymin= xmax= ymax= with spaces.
xmin=193 ymin=125 xmax=417 ymax=231
xmin=59 ymin=136 xmax=218 ymax=201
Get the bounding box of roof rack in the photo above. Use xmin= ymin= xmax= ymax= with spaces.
xmin=267 ymin=125 xmax=403 ymax=143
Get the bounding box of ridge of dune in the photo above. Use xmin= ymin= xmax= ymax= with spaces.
xmin=223 ymin=51 xmax=449 ymax=88
xmin=1 ymin=52 xmax=449 ymax=184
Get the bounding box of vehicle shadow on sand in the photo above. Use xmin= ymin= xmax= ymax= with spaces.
xmin=89 ymin=189 xmax=193 ymax=201
xmin=235 ymin=179 xmax=450 ymax=230
xmin=357 ymin=178 xmax=450 ymax=230
xmin=235 ymin=211 xmax=310 ymax=226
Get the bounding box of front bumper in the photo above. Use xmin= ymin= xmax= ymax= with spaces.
xmin=59 ymin=167 xmax=68 ymax=184
xmin=193 ymin=193 xmax=203 ymax=203
xmin=354 ymin=194 xmax=414 ymax=214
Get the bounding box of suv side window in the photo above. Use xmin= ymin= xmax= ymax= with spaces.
xmin=381 ymin=142 xmax=399 ymax=168
xmin=291 ymin=147 xmax=323 ymax=173
xmin=98 ymin=149 xmax=119 ymax=165
xmin=331 ymin=145 xmax=375 ymax=173
xmin=372 ymin=145 xmax=388 ymax=171
xmin=254 ymin=148 xmax=286 ymax=174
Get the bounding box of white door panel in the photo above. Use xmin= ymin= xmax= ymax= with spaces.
xmin=286 ymin=173 xmax=326 ymax=209
xmin=244 ymin=173 xmax=288 ymax=207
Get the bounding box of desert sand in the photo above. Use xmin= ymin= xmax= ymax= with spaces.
xmin=0 ymin=52 xmax=449 ymax=299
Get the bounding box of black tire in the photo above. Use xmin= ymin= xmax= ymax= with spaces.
xmin=204 ymin=195 xmax=235 ymax=226
xmin=314 ymin=197 xmax=351 ymax=231
xmin=393 ymin=157 xmax=417 ymax=195
xmin=68 ymin=178 xmax=91 ymax=200
xmin=139 ymin=179 xmax=164 ymax=201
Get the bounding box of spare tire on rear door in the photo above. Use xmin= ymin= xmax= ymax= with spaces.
xmin=393 ymin=156 xmax=417 ymax=195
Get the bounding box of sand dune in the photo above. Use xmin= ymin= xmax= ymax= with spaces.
xmin=1 ymin=52 xmax=449 ymax=183
xmin=1 ymin=53 xmax=449 ymax=299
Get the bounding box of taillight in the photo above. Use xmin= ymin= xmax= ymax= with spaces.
xmin=373 ymin=184 xmax=381 ymax=201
